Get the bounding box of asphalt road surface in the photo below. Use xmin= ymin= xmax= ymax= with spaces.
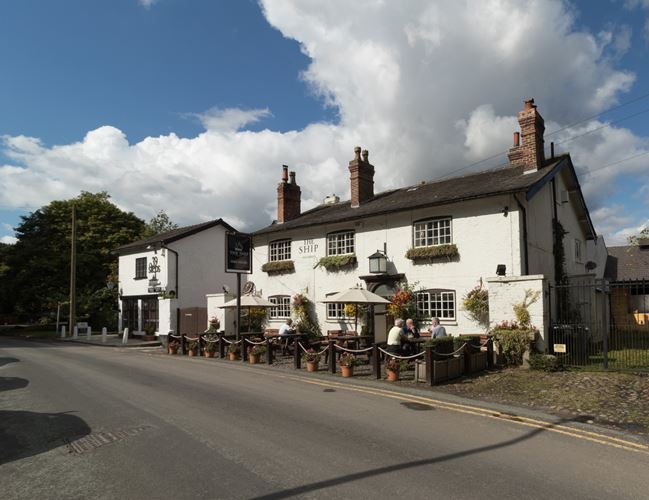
xmin=2 ymin=337 xmax=649 ymax=500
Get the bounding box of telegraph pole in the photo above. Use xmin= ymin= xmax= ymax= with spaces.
xmin=68 ymin=204 xmax=77 ymax=336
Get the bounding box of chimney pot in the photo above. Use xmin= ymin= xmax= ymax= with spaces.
xmin=281 ymin=165 xmax=289 ymax=182
xmin=289 ymin=171 xmax=296 ymax=184
xmin=277 ymin=165 xmax=301 ymax=223
xmin=361 ymin=149 xmax=369 ymax=162
xmin=508 ymin=97 xmax=545 ymax=172
xmin=524 ymin=98 xmax=536 ymax=110
xmin=354 ymin=146 xmax=361 ymax=160
xmin=349 ymin=146 xmax=375 ymax=207
xmin=513 ymin=132 xmax=520 ymax=147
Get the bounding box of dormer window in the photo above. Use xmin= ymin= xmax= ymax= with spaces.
xmin=327 ymin=230 xmax=355 ymax=255
xmin=269 ymin=239 xmax=291 ymax=262
xmin=413 ymin=218 xmax=452 ymax=247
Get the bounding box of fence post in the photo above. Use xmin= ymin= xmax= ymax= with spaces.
xmin=294 ymin=338 xmax=301 ymax=369
xmin=602 ymin=292 xmax=609 ymax=370
xmin=372 ymin=344 xmax=381 ymax=379
xmin=486 ymin=337 xmax=494 ymax=369
xmin=101 ymin=327 xmax=107 ymax=343
xmin=181 ymin=334 xmax=186 ymax=355
xmin=197 ymin=334 xmax=202 ymax=357
xmin=218 ymin=334 xmax=225 ymax=358
xmin=266 ymin=340 xmax=273 ymax=365
xmin=329 ymin=340 xmax=336 ymax=374
xmin=240 ymin=338 xmax=247 ymax=362
xmin=425 ymin=346 xmax=433 ymax=386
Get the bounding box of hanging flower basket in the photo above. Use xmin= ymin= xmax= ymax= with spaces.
xmin=405 ymin=244 xmax=459 ymax=262
xmin=261 ymin=260 xmax=295 ymax=274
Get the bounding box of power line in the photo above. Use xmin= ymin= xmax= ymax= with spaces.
xmin=580 ymin=150 xmax=649 ymax=177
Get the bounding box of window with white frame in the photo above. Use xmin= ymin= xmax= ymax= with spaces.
xmin=269 ymin=239 xmax=291 ymax=261
xmin=327 ymin=231 xmax=355 ymax=255
xmin=327 ymin=303 xmax=346 ymax=319
xmin=269 ymin=296 xmax=291 ymax=318
xmin=413 ymin=218 xmax=452 ymax=247
xmin=416 ymin=290 xmax=456 ymax=320
xmin=574 ymin=238 xmax=582 ymax=263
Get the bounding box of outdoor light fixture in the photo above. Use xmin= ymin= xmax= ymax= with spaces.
xmin=496 ymin=264 xmax=506 ymax=276
xmin=368 ymin=250 xmax=388 ymax=274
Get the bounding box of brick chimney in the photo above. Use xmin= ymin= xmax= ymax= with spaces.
xmin=277 ymin=165 xmax=301 ymax=223
xmin=508 ymin=98 xmax=546 ymax=173
xmin=349 ymin=146 xmax=375 ymax=208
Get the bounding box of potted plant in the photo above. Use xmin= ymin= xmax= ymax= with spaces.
xmin=143 ymin=323 xmax=156 ymax=342
xmin=302 ymin=348 xmax=321 ymax=372
xmin=187 ymin=338 xmax=199 ymax=357
xmin=339 ymin=353 xmax=357 ymax=378
xmin=385 ymin=357 xmax=407 ymax=381
xmin=203 ymin=334 xmax=219 ymax=358
xmin=249 ymin=344 xmax=267 ymax=364
xmin=207 ymin=316 xmax=220 ymax=333
xmin=227 ymin=343 xmax=240 ymax=361
xmin=167 ymin=339 xmax=180 ymax=355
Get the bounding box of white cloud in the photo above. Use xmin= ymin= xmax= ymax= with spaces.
xmin=1 ymin=0 xmax=648 ymax=245
xmin=138 ymin=0 xmax=159 ymax=8
xmin=0 ymin=235 xmax=17 ymax=245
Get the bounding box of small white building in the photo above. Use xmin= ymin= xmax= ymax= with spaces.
xmin=251 ymin=99 xmax=599 ymax=347
xmin=115 ymin=219 xmax=240 ymax=337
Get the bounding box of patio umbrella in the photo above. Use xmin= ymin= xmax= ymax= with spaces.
xmin=219 ymin=294 xmax=275 ymax=334
xmin=321 ymin=287 xmax=390 ymax=335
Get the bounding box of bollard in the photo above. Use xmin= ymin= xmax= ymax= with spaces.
xmin=87 ymin=326 xmax=92 ymax=339
xmin=486 ymin=337 xmax=494 ymax=369
xmin=425 ymin=346 xmax=434 ymax=386
xmin=372 ymin=344 xmax=381 ymax=379
xmin=266 ymin=340 xmax=273 ymax=365
xmin=122 ymin=327 xmax=129 ymax=345
xmin=329 ymin=340 xmax=336 ymax=374
xmin=101 ymin=327 xmax=107 ymax=343
xmin=294 ymin=337 xmax=301 ymax=369
xmin=60 ymin=325 xmax=66 ymax=338
xmin=218 ymin=334 xmax=225 ymax=358
xmin=73 ymin=326 xmax=78 ymax=338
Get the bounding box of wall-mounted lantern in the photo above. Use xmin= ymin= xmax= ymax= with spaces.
xmin=368 ymin=250 xmax=388 ymax=274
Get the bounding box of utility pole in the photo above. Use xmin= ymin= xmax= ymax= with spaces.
xmin=68 ymin=204 xmax=77 ymax=336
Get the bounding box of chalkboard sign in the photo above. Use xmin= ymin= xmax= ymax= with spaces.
xmin=225 ymin=233 xmax=252 ymax=273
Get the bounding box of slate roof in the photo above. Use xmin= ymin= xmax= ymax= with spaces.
xmin=115 ymin=218 xmax=236 ymax=255
xmin=606 ymin=244 xmax=649 ymax=281
xmin=254 ymin=155 xmax=571 ymax=236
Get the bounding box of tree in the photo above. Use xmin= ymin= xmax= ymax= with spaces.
xmin=628 ymin=226 xmax=649 ymax=246
xmin=142 ymin=210 xmax=178 ymax=237
xmin=2 ymin=192 xmax=145 ymax=325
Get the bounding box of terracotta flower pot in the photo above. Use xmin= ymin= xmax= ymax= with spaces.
xmin=168 ymin=346 xmax=178 ymax=355
xmin=204 ymin=351 xmax=215 ymax=358
xmin=341 ymin=365 xmax=354 ymax=378
xmin=386 ymin=369 xmax=399 ymax=382
xmin=228 ymin=352 xmax=239 ymax=361
xmin=306 ymin=361 xmax=319 ymax=372
xmin=188 ymin=349 xmax=197 ymax=357
xmin=249 ymin=354 xmax=260 ymax=364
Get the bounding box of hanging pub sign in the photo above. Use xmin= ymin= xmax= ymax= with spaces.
xmin=225 ymin=232 xmax=252 ymax=274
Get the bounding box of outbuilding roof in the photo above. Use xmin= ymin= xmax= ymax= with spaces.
xmin=254 ymin=154 xmax=596 ymax=239
xmin=606 ymin=244 xmax=649 ymax=281
xmin=114 ymin=218 xmax=236 ymax=255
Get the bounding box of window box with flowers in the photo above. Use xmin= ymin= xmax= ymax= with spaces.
xmin=405 ymin=244 xmax=459 ymax=262
xmin=317 ymin=254 xmax=357 ymax=271
xmin=261 ymin=260 xmax=295 ymax=274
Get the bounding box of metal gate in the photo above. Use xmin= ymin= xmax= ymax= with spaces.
xmin=549 ymin=278 xmax=649 ymax=370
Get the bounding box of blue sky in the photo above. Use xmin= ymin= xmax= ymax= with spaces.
xmin=1 ymin=0 xmax=648 ymax=245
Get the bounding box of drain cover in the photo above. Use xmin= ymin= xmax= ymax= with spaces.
xmin=66 ymin=425 xmax=152 ymax=454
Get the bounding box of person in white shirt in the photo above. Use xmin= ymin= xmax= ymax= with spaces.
xmin=278 ymin=318 xmax=295 ymax=354
xmin=386 ymin=318 xmax=406 ymax=355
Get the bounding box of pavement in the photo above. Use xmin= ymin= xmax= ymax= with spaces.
xmin=58 ymin=333 xmax=161 ymax=348
xmin=1 ymin=336 xmax=649 ymax=500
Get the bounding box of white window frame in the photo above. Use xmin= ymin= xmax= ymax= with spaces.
xmin=269 ymin=239 xmax=292 ymax=262
xmin=574 ymin=238 xmax=582 ymax=263
xmin=269 ymin=296 xmax=291 ymax=319
xmin=413 ymin=218 xmax=452 ymax=248
xmin=416 ymin=290 xmax=456 ymax=320
xmin=326 ymin=303 xmax=346 ymax=320
xmin=327 ymin=230 xmax=355 ymax=256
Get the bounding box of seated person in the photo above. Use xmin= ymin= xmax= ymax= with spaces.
xmin=402 ymin=318 xmax=420 ymax=355
xmin=278 ymin=318 xmax=295 ymax=354
xmin=386 ymin=318 xmax=406 ymax=355
xmin=427 ymin=317 xmax=447 ymax=338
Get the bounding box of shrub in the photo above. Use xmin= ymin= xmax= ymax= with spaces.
xmin=203 ymin=334 xmax=219 ymax=353
xmin=423 ymin=336 xmax=455 ymax=360
xmin=453 ymin=335 xmax=482 ymax=352
xmin=386 ymin=357 xmax=408 ymax=372
xmin=529 ymin=353 xmax=562 ymax=372
xmin=227 ymin=343 xmax=240 ymax=354
xmin=302 ymin=348 xmax=321 ymax=364
xmin=339 ymin=353 xmax=358 ymax=367
xmin=250 ymin=344 xmax=267 ymax=356
xmin=261 ymin=260 xmax=295 ymax=274
xmin=405 ymin=244 xmax=459 ymax=261
xmin=492 ymin=329 xmax=531 ymax=366
xmin=462 ymin=285 xmax=489 ymax=328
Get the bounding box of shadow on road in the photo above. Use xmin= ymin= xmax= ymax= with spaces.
xmin=0 ymin=410 xmax=91 ymax=465
xmin=0 ymin=356 xmax=20 ymax=367
xmin=252 ymin=418 xmax=573 ymax=499
xmin=0 ymin=376 xmax=29 ymax=392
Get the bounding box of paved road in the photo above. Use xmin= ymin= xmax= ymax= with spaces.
xmin=1 ymin=337 xmax=648 ymax=500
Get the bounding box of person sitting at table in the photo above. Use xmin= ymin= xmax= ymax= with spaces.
xmin=402 ymin=318 xmax=420 ymax=355
xmin=386 ymin=318 xmax=406 ymax=355
xmin=279 ymin=318 xmax=295 ymax=354
xmin=427 ymin=317 xmax=447 ymax=338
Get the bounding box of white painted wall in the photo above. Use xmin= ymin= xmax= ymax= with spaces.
xmin=252 ymin=195 xmax=521 ymax=337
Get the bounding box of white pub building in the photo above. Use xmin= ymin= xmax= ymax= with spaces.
xmin=252 ymin=99 xmax=603 ymax=345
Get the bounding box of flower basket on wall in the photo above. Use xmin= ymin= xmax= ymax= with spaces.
xmin=261 ymin=260 xmax=295 ymax=274
xmin=405 ymin=244 xmax=459 ymax=262
xmin=317 ymin=254 xmax=357 ymax=272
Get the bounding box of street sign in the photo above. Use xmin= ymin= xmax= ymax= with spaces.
xmin=225 ymin=233 xmax=252 ymax=274
xmin=553 ymin=343 xmax=567 ymax=353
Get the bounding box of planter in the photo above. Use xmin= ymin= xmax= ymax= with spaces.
xmin=469 ymin=351 xmax=488 ymax=373
xmin=204 ymin=351 xmax=215 ymax=358
xmin=306 ymin=361 xmax=319 ymax=372
xmin=228 ymin=352 xmax=239 ymax=361
xmin=249 ymin=354 xmax=260 ymax=364
xmin=386 ymin=369 xmax=399 ymax=382
xmin=142 ymin=334 xmax=156 ymax=341
xmin=168 ymin=346 xmax=179 ymax=355
xmin=188 ymin=349 xmax=197 ymax=357
xmin=341 ymin=366 xmax=354 ymax=378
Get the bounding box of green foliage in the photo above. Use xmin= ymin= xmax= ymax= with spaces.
xmin=529 ymin=353 xmax=562 ymax=372
xmin=0 ymin=192 xmax=145 ymax=324
xmin=243 ymin=307 xmax=268 ymax=332
xmin=291 ymin=293 xmax=321 ymax=338
xmin=462 ymin=284 xmax=489 ymax=328
xmin=250 ymin=344 xmax=267 ymax=356
xmin=203 ymin=334 xmax=219 ymax=353
xmin=424 ymin=336 xmax=455 ymax=359
xmin=386 ymin=357 xmax=408 ymax=372
xmin=302 ymin=348 xmax=321 ymax=364
xmin=628 ymin=226 xmax=649 ymax=245
xmin=142 ymin=210 xmax=177 ymax=238
xmin=492 ymin=328 xmax=532 ymax=366
xmin=453 ymin=335 xmax=482 ymax=351
xmin=405 ymin=244 xmax=459 ymax=261
xmin=144 ymin=323 xmax=156 ymax=335
xmin=227 ymin=343 xmax=240 ymax=354
xmin=339 ymin=352 xmax=358 ymax=367
xmin=261 ymin=260 xmax=295 ymax=274
xmin=317 ymin=254 xmax=357 ymax=271
xmin=387 ymin=281 xmax=421 ymax=319
xmin=513 ymin=289 xmax=540 ymax=328
xmin=553 ymin=219 xmax=567 ymax=284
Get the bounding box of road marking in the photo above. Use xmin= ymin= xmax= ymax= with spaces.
xmin=136 ymin=350 xmax=649 ymax=455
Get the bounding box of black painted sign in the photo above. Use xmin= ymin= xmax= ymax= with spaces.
xmin=225 ymin=233 xmax=252 ymax=273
